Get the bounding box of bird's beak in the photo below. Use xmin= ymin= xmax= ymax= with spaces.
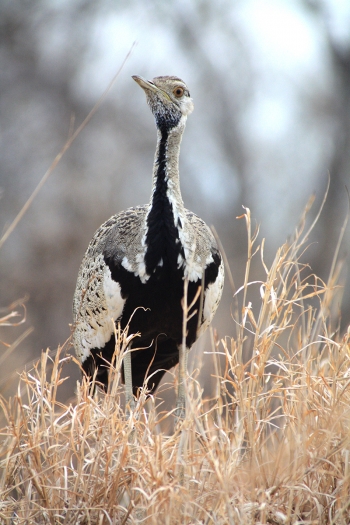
xmin=132 ymin=75 xmax=171 ymax=101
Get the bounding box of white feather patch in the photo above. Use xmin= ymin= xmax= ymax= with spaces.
xmin=198 ymin=260 xmax=224 ymax=337
xmin=103 ymin=266 xmax=125 ymax=321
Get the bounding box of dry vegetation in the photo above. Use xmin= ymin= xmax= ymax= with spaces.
xmin=1 ymin=202 xmax=350 ymax=525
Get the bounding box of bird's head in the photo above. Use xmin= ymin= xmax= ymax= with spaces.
xmin=132 ymin=75 xmax=194 ymax=133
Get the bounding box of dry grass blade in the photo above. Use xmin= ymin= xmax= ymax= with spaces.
xmin=1 ymin=198 xmax=350 ymax=524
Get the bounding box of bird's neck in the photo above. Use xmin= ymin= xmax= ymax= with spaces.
xmin=151 ymin=123 xmax=185 ymax=208
xmin=144 ymin=120 xmax=187 ymax=274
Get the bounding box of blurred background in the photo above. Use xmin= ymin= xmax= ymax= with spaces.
xmin=1 ymin=0 xmax=349 ymax=400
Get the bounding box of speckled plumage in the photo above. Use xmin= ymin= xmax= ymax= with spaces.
xmin=73 ymin=75 xmax=224 ymax=407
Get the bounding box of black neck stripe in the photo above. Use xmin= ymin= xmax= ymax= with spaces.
xmin=144 ymin=130 xmax=183 ymax=274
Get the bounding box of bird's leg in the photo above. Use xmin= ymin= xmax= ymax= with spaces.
xmin=175 ymin=279 xmax=203 ymax=423
xmin=175 ymin=343 xmax=189 ymax=422
xmin=123 ymin=346 xmax=135 ymax=415
xmin=175 ymin=278 xmax=191 ymax=423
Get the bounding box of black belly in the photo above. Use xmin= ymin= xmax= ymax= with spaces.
xmin=83 ymin=253 xmax=220 ymax=395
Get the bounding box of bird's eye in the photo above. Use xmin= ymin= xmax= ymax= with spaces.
xmin=173 ymin=87 xmax=184 ymax=98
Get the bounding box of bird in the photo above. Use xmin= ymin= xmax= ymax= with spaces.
xmin=72 ymin=75 xmax=224 ymax=419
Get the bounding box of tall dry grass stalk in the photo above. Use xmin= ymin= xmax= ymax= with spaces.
xmin=1 ymin=202 xmax=350 ymax=524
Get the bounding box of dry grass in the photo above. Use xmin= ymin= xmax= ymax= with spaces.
xmin=1 ymin=202 xmax=350 ymax=525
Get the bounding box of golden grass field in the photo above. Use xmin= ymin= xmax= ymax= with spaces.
xmin=1 ymin=201 xmax=350 ymax=524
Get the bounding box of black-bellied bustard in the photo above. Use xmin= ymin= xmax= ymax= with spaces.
xmin=73 ymin=75 xmax=224 ymax=419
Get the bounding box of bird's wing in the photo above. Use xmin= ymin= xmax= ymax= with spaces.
xmin=184 ymin=211 xmax=225 ymax=336
xmin=72 ymin=206 xmax=147 ymax=362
